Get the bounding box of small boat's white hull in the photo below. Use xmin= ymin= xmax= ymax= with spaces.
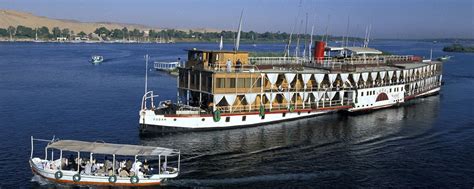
xmin=30 ymin=158 xmax=173 ymax=186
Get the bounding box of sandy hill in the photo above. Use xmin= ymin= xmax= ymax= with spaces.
xmin=0 ymin=9 xmax=162 ymax=33
xmin=0 ymin=10 xmax=220 ymax=34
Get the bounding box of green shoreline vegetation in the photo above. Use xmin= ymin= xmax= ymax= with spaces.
xmin=0 ymin=25 xmax=359 ymax=43
xmin=443 ymin=44 xmax=474 ymax=53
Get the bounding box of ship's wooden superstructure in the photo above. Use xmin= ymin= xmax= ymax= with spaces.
xmin=139 ymin=42 xmax=442 ymax=133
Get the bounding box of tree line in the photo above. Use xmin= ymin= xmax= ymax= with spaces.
xmin=443 ymin=44 xmax=474 ymax=53
xmin=0 ymin=26 xmax=73 ymax=39
xmin=0 ymin=25 xmax=355 ymax=42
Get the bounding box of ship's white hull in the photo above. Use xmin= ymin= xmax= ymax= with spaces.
xmin=139 ymin=107 xmax=345 ymax=132
xmin=413 ymin=87 xmax=440 ymax=98
xmin=139 ymin=86 xmax=441 ymax=133
xmin=348 ymin=84 xmax=406 ymax=112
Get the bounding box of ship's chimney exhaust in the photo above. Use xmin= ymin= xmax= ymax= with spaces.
xmin=314 ymin=41 xmax=326 ymax=64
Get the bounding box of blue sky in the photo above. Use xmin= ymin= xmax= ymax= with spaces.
xmin=0 ymin=0 xmax=473 ymax=39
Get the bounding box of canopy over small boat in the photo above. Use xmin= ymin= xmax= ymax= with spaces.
xmin=47 ymin=140 xmax=178 ymax=156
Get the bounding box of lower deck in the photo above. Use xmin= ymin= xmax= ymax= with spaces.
xmin=140 ymin=89 xmax=440 ymax=133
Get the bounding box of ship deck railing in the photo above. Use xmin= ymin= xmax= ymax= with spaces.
xmin=216 ymin=99 xmax=353 ymax=114
xmin=405 ymin=79 xmax=441 ymax=97
xmin=248 ymin=55 xmax=417 ymax=68
xmin=186 ymin=55 xmax=427 ymax=73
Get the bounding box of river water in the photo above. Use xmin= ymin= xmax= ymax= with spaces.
xmin=0 ymin=41 xmax=473 ymax=188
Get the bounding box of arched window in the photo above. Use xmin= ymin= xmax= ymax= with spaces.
xmin=376 ymin=93 xmax=389 ymax=102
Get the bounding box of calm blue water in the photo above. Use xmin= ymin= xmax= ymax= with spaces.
xmin=0 ymin=41 xmax=473 ymax=188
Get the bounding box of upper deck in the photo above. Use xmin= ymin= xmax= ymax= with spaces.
xmin=182 ymin=48 xmax=438 ymax=75
xmin=170 ymin=46 xmax=443 ymax=115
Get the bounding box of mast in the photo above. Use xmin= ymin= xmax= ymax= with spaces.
xmin=430 ymin=48 xmax=433 ymax=61
xmin=363 ymin=25 xmax=369 ymax=47
xmin=344 ymin=16 xmax=350 ymax=48
xmin=219 ymin=35 xmax=223 ymax=50
xmin=324 ymin=15 xmax=330 ymax=43
xmin=367 ymin=24 xmax=372 ymax=47
xmin=9 ymin=28 xmax=12 ymax=41
xmin=35 ymin=28 xmax=38 ymax=41
xmin=295 ymin=20 xmax=303 ymax=58
xmin=252 ymin=34 xmax=256 ymax=47
xmin=145 ymin=54 xmax=149 ymax=93
xmin=352 ymin=24 xmax=359 ymax=47
xmin=308 ymin=25 xmax=314 ymax=60
xmin=302 ymin=13 xmax=308 ymax=59
xmin=235 ymin=9 xmax=244 ymax=51
xmin=285 ymin=29 xmax=294 ymax=57
xmin=284 ymin=0 xmax=302 ymax=57
xmin=343 ymin=16 xmax=350 ymax=57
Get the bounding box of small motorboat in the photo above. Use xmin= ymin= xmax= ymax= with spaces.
xmin=437 ymin=55 xmax=452 ymax=62
xmin=91 ymin=56 xmax=104 ymax=64
xmin=29 ymin=136 xmax=181 ymax=186
xmin=154 ymin=61 xmax=179 ymax=71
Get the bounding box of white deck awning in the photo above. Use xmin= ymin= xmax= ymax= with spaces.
xmin=47 ymin=140 xmax=179 ymax=156
xmin=345 ymin=47 xmax=382 ymax=55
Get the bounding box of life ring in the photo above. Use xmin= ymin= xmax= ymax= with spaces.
xmin=54 ymin=171 xmax=63 ymax=179
xmin=289 ymin=105 xmax=295 ymax=112
xmin=108 ymin=175 xmax=117 ymax=183
xmin=213 ymin=110 xmax=221 ymax=122
xmin=73 ymin=174 xmax=81 ymax=182
xmin=130 ymin=175 xmax=139 ymax=184
xmin=259 ymin=105 xmax=265 ymax=117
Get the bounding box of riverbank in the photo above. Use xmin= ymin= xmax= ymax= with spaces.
xmin=0 ymin=37 xmax=287 ymax=44
xmin=443 ymin=44 xmax=474 ymax=53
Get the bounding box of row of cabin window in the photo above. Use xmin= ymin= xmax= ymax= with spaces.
xmin=360 ymin=87 xmax=404 ymax=96
xmin=361 ymin=90 xmax=375 ymax=96
xmin=216 ymin=78 xmax=262 ymax=88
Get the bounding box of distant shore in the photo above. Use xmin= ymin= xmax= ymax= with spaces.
xmin=0 ymin=38 xmax=285 ymax=44
xmin=0 ymin=37 xmax=291 ymax=44
xmin=443 ymin=44 xmax=474 ymax=53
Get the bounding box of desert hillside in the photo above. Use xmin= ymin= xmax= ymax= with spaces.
xmin=0 ymin=9 xmax=160 ymax=33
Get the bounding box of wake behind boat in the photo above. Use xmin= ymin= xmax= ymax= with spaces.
xmin=29 ymin=136 xmax=180 ymax=186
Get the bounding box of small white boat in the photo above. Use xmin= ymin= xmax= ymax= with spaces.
xmin=154 ymin=61 xmax=179 ymax=71
xmin=437 ymin=55 xmax=452 ymax=61
xmin=91 ymin=56 xmax=104 ymax=64
xmin=29 ymin=136 xmax=180 ymax=186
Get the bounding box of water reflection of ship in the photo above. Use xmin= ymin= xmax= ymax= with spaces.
xmin=139 ymin=96 xmax=440 ymax=186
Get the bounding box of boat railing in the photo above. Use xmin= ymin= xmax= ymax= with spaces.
xmin=405 ymin=76 xmax=442 ymax=97
xmin=248 ymin=57 xmax=310 ymax=65
xmin=141 ymin=91 xmax=159 ymax=110
xmin=208 ymin=64 xmax=261 ymax=73
xmin=216 ymin=99 xmax=353 ymax=114
xmin=248 ymin=55 xmax=416 ymax=68
xmin=154 ymin=61 xmax=179 ymax=70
